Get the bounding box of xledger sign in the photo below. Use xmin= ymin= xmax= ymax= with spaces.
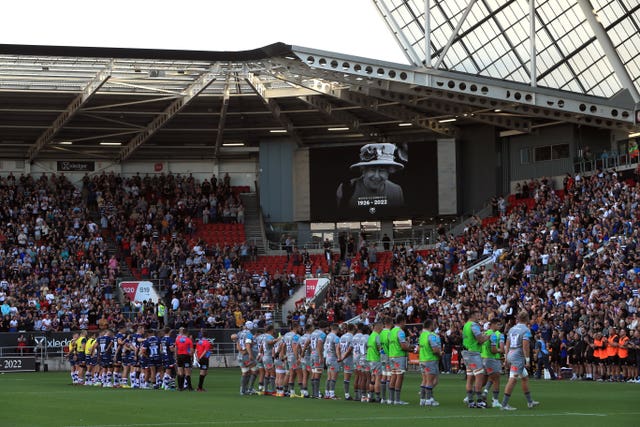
xmin=118 ymin=281 xmax=160 ymax=303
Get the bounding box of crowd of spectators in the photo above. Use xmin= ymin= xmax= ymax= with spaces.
xmin=296 ymin=169 xmax=639 ymax=378
xmin=4 ymin=165 xmax=640 ymax=379
xmin=0 ymin=171 xmax=286 ymax=335
xmin=0 ymin=172 xmax=120 ymax=334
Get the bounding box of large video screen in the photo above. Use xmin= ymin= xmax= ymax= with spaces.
xmin=310 ymin=141 xmax=438 ymax=220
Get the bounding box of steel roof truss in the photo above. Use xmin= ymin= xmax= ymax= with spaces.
xmin=27 ymin=61 xmax=113 ymax=161
xmin=214 ymin=78 xmax=231 ymax=157
xmin=290 ymin=78 xmax=457 ymax=136
xmin=284 ymin=48 xmax=636 ymax=129
xmin=118 ymin=64 xmax=220 ymax=161
xmin=353 ymin=85 xmax=532 ymax=132
xmin=245 ymin=72 xmax=305 ymax=147
xmin=298 ymin=94 xmax=388 ymax=144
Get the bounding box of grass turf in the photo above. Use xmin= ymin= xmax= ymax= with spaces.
xmin=1 ymin=369 xmax=638 ymax=427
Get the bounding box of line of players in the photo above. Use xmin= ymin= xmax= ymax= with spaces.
xmin=67 ymin=326 xmax=212 ymax=392
xmin=233 ymin=315 xmax=441 ymax=406
xmin=234 ymin=310 xmax=540 ymax=410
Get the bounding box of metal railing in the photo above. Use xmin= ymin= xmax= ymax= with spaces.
xmin=574 ymin=153 xmax=639 ymax=174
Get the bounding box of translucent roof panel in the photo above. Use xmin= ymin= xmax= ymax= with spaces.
xmin=374 ymin=0 xmax=640 ymax=98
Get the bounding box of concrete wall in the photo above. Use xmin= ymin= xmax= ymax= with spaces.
xmin=1 ymin=158 xmax=258 ymax=188
xmin=508 ymin=124 xmax=575 ymax=182
xmin=437 ymin=138 xmax=457 ymax=215
xmin=258 ymin=139 xmax=296 ymax=222
xmin=293 ymin=148 xmax=311 ymax=222
xmin=458 ymin=125 xmax=499 ymax=213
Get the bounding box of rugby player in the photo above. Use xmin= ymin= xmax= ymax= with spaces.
xmin=418 ymin=318 xmax=441 ymax=407
xmin=388 ymin=314 xmax=411 ymax=405
xmin=142 ymin=330 xmax=162 ymax=389
xmin=259 ymin=325 xmax=278 ymax=395
xmin=129 ymin=326 xmax=146 ymax=388
xmin=113 ymin=327 xmax=127 ymax=387
xmin=366 ymin=321 xmax=383 ymax=403
xmin=501 ymin=311 xmax=539 ymax=410
xmin=283 ymin=324 xmax=303 ymax=397
xmin=298 ymin=324 xmax=313 ymax=397
xmin=68 ymin=333 xmax=78 ymax=384
xmin=274 ymin=330 xmax=288 ymax=396
xmin=338 ymin=323 xmax=355 ymax=400
xmin=462 ymin=309 xmax=489 ymax=408
xmin=323 ymin=323 xmax=341 ymax=400
xmin=255 ymin=329 xmax=267 ymax=394
xmin=160 ymin=327 xmax=176 ymax=390
xmin=351 ymin=322 xmax=364 ymax=401
xmin=237 ymin=321 xmax=258 ymax=395
xmin=85 ymin=332 xmax=98 ymax=386
xmin=75 ymin=330 xmax=87 ymax=385
xmin=96 ymin=329 xmax=114 ymax=387
xmin=481 ymin=318 xmax=504 ymax=408
xmin=309 ymin=321 xmax=327 ymax=398
xmin=379 ymin=316 xmax=393 ymax=404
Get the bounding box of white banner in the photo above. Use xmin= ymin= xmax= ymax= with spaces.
xmin=119 ymin=280 xmax=160 ymax=304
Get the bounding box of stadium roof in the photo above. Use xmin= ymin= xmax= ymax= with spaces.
xmin=0 ymin=1 xmax=638 ymax=163
xmin=374 ymin=0 xmax=640 ymax=100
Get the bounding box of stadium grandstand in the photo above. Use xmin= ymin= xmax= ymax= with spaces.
xmin=0 ymin=0 xmax=639 ymax=389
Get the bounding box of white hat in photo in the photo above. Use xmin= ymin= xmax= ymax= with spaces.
xmin=350 ymin=143 xmax=404 ymax=169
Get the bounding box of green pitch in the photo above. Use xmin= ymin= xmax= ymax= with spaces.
xmin=2 ymin=370 xmax=638 ymax=427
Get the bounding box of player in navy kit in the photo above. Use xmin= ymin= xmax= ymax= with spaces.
xmin=160 ymin=327 xmax=176 ymax=390
xmin=140 ymin=330 xmax=161 ymax=389
xmin=129 ymin=327 xmax=145 ymax=388
xmin=113 ymin=327 xmax=127 ymax=387
xmin=96 ymin=330 xmax=114 ymax=387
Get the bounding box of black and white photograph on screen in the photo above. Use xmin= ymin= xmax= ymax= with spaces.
xmin=336 ymin=143 xmax=407 ymax=211
xmin=310 ymin=141 xmax=438 ymax=221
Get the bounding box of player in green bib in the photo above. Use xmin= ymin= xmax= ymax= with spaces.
xmin=418 ymin=319 xmax=442 ymax=407
xmin=462 ymin=309 xmax=489 ymax=408
xmin=389 ymin=314 xmax=412 ymax=405
xmin=481 ymin=318 xmax=504 ymax=408
xmin=378 ymin=316 xmax=393 ymax=404
xmin=366 ymin=321 xmax=383 ymax=402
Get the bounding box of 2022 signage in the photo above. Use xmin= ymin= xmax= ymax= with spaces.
xmin=0 ymin=356 xmax=36 ymax=373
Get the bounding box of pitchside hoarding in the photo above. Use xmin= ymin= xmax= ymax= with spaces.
xmin=118 ymin=280 xmax=160 ymax=303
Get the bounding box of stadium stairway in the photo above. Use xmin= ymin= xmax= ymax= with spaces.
xmin=239 ymin=192 xmax=266 ymax=255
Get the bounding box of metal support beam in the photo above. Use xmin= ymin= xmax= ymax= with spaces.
xmin=27 ymin=61 xmax=113 ymax=161
xmin=424 ymin=0 xmax=431 ymax=68
xmin=434 ymin=0 xmax=477 ymax=69
xmin=354 ymin=85 xmax=532 ymax=132
xmin=530 ymin=0 xmax=537 ymax=87
xmin=277 ymin=47 xmax=636 ymax=132
xmin=245 ymin=72 xmax=305 ymax=147
xmin=577 ymin=0 xmax=640 ymax=104
xmin=296 ymin=81 xmax=457 ymax=136
xmin=372 ymin=0 xmax=422 ymax=66
xmin=299 ymin=95 xmax=388 ymax=143
xmin=338 ymin=90 xmax=456 ymax=136
xmin=214 ymin=79 xmax=231 ymax=157
xmin=118 ymin=64 xmax=220 ymax=162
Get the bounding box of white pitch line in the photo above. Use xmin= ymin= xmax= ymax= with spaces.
xmin=64 ymin=412 xmax=610 ymax=427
